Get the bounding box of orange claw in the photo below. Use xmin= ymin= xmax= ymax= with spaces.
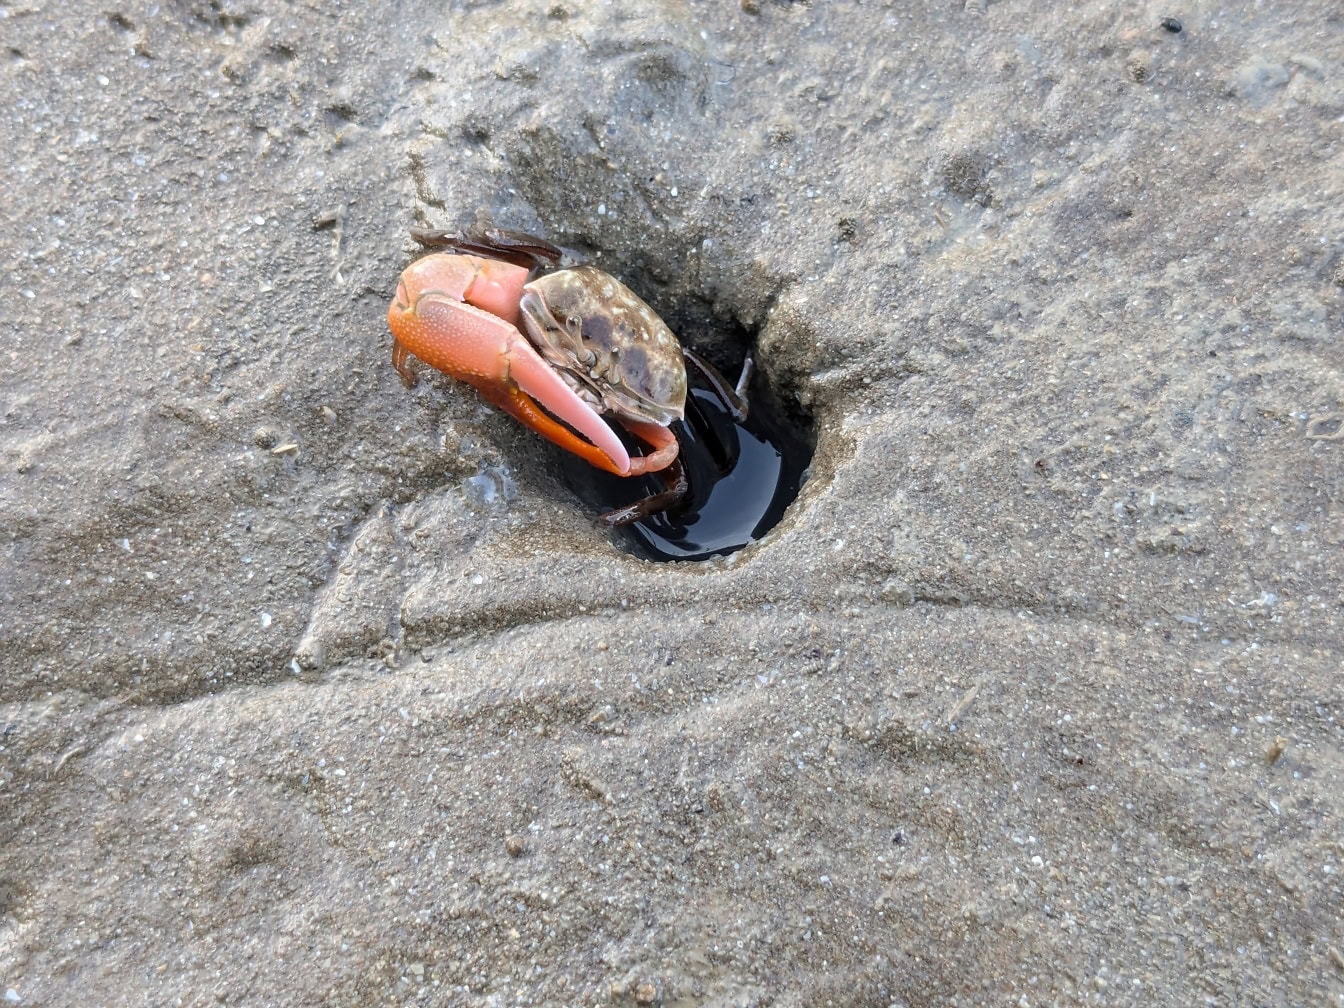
xmin=388 ymin=253 xmax=633 ymax=476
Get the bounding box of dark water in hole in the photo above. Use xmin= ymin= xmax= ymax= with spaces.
xmin=561 ymin=366 xmax=813 ymax=562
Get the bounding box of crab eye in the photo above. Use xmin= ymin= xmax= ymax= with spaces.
xmin=565 ymin=314 xmax=582 ymax=330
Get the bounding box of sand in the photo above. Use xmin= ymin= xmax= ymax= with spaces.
xmin=2 ymin=2 xmax=1342 ymax=1005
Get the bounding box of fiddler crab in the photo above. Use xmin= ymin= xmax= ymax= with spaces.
xmin=388 ymin=226 xmax=749 ymax=525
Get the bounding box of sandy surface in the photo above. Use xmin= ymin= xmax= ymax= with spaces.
xmin=3 ymin=1 xmax=1343 ymax=1005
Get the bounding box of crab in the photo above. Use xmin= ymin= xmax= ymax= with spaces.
xmin=387 ymin=227 xmax=747 ymax=525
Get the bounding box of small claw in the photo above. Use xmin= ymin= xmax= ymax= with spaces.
xmin=388 ymin=253 xmax=631 ymax=476
xmin=621 ymin=421 xmax=679 ymax=476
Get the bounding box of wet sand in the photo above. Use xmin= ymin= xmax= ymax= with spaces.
xmin=2 ymin=2 xmax=1342 ymax=1005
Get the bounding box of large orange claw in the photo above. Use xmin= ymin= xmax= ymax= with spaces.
xmin=388 ymin=253 xmax=632 ymax=476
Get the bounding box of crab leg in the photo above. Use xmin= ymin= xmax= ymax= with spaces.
xmin=389 ymin=254 xmax=632 ymax=476
xmin=600 ymin=457 xmax=690 ymax=527
xmin=683 ymin=348 xmax=751 ymax=422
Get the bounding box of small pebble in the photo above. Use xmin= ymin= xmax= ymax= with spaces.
xmin=505 ymin=835 xmax=526 ymax=857
xmin=312 ymin=207 xmax=343 ymax=230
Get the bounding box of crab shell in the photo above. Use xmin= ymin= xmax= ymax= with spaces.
xmin=518 ymin=266 xmax=687 ymax=430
